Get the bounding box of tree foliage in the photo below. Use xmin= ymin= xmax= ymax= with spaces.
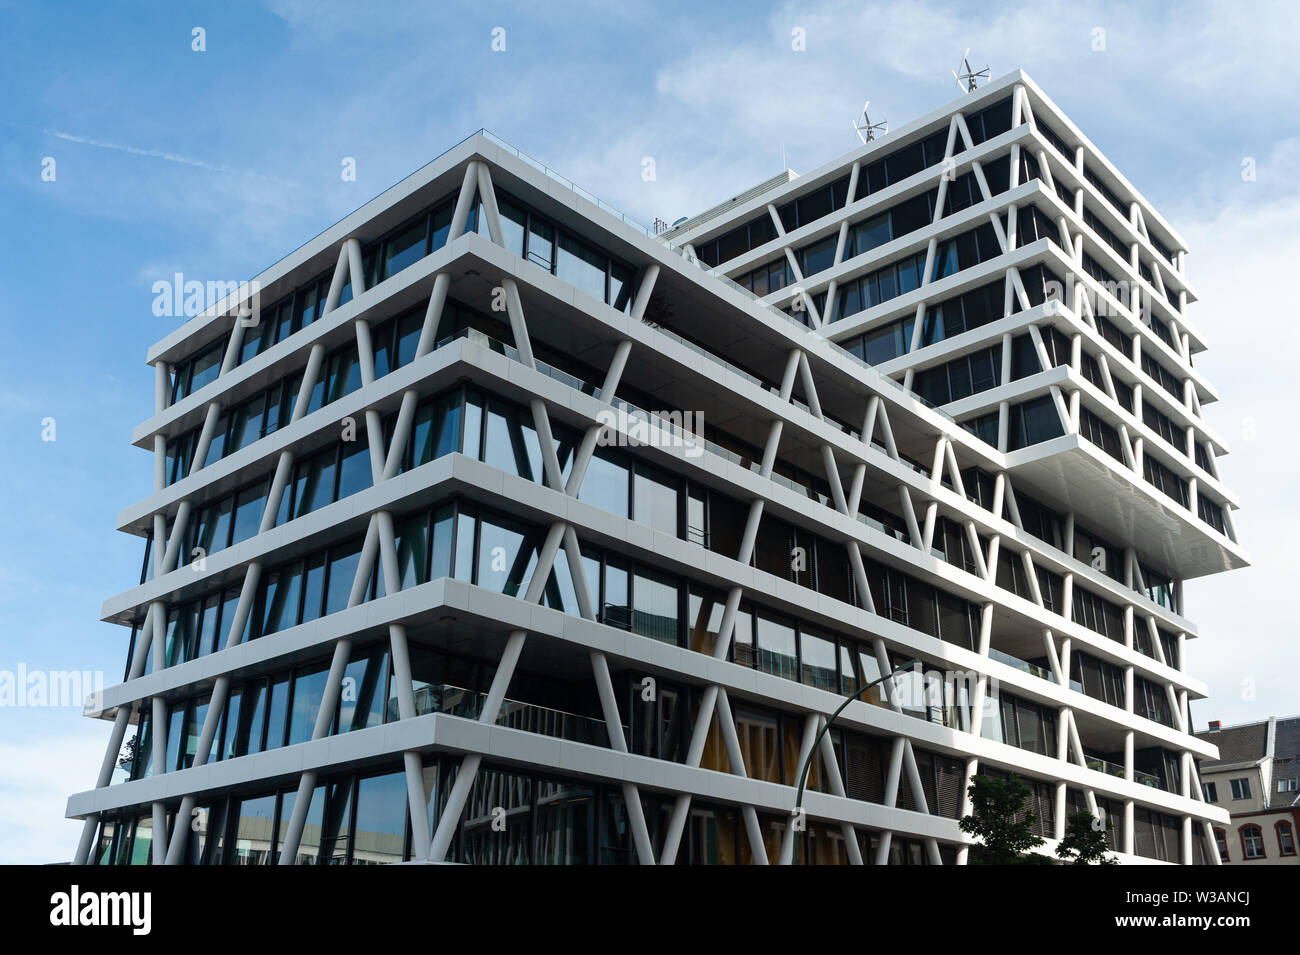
xmin=1055 ymin=810 xmax=1118 ymax=865
xmin=959 ymin=773 xmax=1046 ymax=864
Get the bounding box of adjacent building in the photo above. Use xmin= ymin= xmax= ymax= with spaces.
xmin=1196 ymin=716 xmax=1300 ymax=864
xmin=69 ymin=69 xmax=1244 ymax=864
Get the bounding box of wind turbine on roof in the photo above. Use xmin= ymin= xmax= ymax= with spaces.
xmin=852 ymin=100 xmax=888 ymax=144
xmin=953 ymin=49 xmax=990 ymax=92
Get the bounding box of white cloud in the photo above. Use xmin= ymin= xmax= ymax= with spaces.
xmin=0 ymin=727 xmax=113 ymax=864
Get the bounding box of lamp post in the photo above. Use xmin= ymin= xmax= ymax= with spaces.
xmin=793 ymin=658 xmax=920 ymax=827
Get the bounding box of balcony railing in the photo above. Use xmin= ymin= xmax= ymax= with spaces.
xmin=411 ymin=682 xmax=620 ymax=749
xmin=474 ymin=129 xmax=657 ymax=239
xmin=989 ymin=647 xmax=1085 ymax=694
xmin=1085 ymin=754 xmax=1160 ymax=788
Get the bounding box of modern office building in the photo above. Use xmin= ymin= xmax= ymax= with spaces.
xmin=69 ymin=69 xmax=1245 ymax=865
xmin=1196 ymin=716 xmax=1300 ymax=864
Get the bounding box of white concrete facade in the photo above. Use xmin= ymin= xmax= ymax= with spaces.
xmin=69 ymin=70 xmax=1241 ymax=865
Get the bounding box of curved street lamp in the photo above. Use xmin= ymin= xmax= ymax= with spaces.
xmin=793 ymin=658 xmax=920 ymax=828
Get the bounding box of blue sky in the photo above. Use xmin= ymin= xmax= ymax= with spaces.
xmin=1 ymin=0 xmax=1297 ymax=863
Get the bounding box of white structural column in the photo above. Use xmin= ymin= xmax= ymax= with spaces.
xmin=799 ymin=349 xmax=949 ymax=865
xmin=657 ymin=349 xmax=812 ymax=865
xmin=161 ymin=235 xmax=368 ymax=865
xmin=78 ymin=280 xmax=265 ymax=864
xmin=277 ymin=163 xmax=480 ymax=864
xmin=424 ymin=161 xmax=659 ymax=863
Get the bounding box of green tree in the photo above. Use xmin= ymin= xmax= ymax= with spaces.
xmin=959 ymin=773 xmax=1046 ymax=864
xmin=1055 ymin=810 xmax=1118 ymax=865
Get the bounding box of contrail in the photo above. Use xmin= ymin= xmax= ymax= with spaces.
xmin=11 ymin=123 xmax=300 ymax=186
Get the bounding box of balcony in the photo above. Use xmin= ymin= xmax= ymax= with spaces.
xmin=410 ymin=682 xmax=619 ymax=749
xmin=1085 ymin=754 xmax=1160 ymax=788
xmin=990 ymin=646 xmax=1084 ymax=693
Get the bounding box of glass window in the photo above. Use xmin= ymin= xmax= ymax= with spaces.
xmin=430 ymin=504 xmax=455 ymax=581
xmin=216 ymin=585 xmax=249 ymax=654
xmin=165 ymin=703 xmax=185 ymax=772
xmin=235 ymin=682 xmax=268 ymax=756
xmin=264 ymin=676 xmax=290 ymax=751
xmin=610 ymin=262 xmax=635 ymax=312
xmin=231 ymin=480 xmax=268 ymax=546
xmin=687 ymin=589 xmax=725 ymax=655
xmin=320 ymin=778 xmax=355 ymax=864
xmin=130 ymin=713 xmax=153 ymax=779
xmin=800 ymin=629 xmax=838 ymax=692
xmin=932 ymin=242 xmax=959 ymax=281
xmin=1243 ymin=826 xmax=1264 ymax=859
xmin=853 ymin=213 xmax=892 ymax=257
xmin=204 ymin=413 xmax=229 ymax=466
xmin=337 ymin=440 xmax=372 ymax=499
xmin=527 ymin=216 xmax=554 ymax=271
xmin=756 ymin=614 xmax=797 ymax=682
xmin=295 ymin=283 xmax=320 ymax=331
xmin=187 ymin=345 xmax=222 ymax=398
xmin=266 ymin=302 xmax=292 ymax=348
xmin=633 ymin=466 xmax=678 ymax=537
xmin=722 ymin=607 xmax=750 ymax=667
xmin=839 ymin=644 xmax=860 ymax=697
xmin=228 ymin=395 xmax=265 ymax=455
xmin=197 ymin=594 xmax=221 ymax=657
xmin=462 ymin=769 xmax=532 ymax=864
xmin=395 ymin=511 xmax=430 ymax=590
xmin=351 ymin=771 xmax=408 ymax=865
xmin=482 ymin=399 xmax=542 ymax=482
xmin=556 ymin=233 xmax=607 ymax=302
xmin=429 ymin=202 xmax=454 ymax=252
xmin=863 ymin=322 xmax=905 ymax=365
xmin=196 ymin=495 xmax=233 ymax=558
xmin=453 ymin=509 xmax=476 ymax=584
xmin=381 ymin=218 xmax=428 ymax=281
xmin=475 ymin=513 xmax=535 ymax=598
xmin=229 ymin=794 xmax=277 ymax=865
xmin=339 ymin=649 xmax=389 ymax=733
xmin=238 ymin=318 xmax=268 ymax=365
xmin=800 ymin=235 xmax=837 ymax=276
xmin=300 ymin=553 xmax=326 ymax=624
xmin=287 ymin=665 xmax=330 ymax=746
xmin=395 ymin=311 xmax=422 ymax=369
xmin=325 ymin=540 xmax=362 ymax=616
xmin=262 ymin=562 xmax=304 ymax=635
xmin=578 ymin=449 xmax=629 ymax=517
xmin=461 ymin=389 xmax=484 ymax=455
xmin=877 ymin=265 xmax=898 ymax=302
xmin=632 ymin=567 xmax=679 ymax=645
xmin=603 ymin=558 xmax=630 ymax=629
xmin=324 ymin=348 xmax=362 ymax=405
xmin=162 ymin=608 xmax=185 ymax=667
xmin=498 ymin=198 xmax=527 ymax=257
xmin=797 ymin=186 xmax=835 ymax=225
xmin=412 ymin=391 xmax=463 ymax=468
xmin=686 ymin=487 xmax=706 ymax=546
xmin=372 ymin=320 xmax=395 ymax=378
xmin=292 ymin=450 xmax=337 ymax=521
xmin=734 ymin=708 xmax=781 ymax=783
